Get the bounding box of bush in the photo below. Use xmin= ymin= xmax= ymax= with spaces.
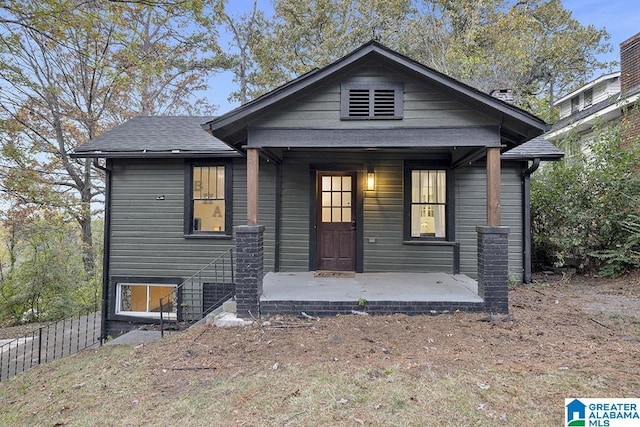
xmin=531 ymin=123 xmax=640 ymax=276
xmin=0 ymin=211 xmax=101 ymax=325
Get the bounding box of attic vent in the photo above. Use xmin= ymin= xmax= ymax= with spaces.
xmin=341 ymin=82 xmax=403 ymax=120
xmin=348 ymin=89 xmax=370 ymax=117
xmin=374 ymin=89 xmax=395 ymax=116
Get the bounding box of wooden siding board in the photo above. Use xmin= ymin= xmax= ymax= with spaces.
xmin=109 ymin=152 xmax=523 ymax=283
xmin=455 ymin=164 xmax=524 ymax=281
xmin=109 ymin=158 xmax=277 ymax=282
xmin=252 ymin=65 xmax=498 ymax=131
xmin=248 ymin=127 xmax=500 ymax=148
xmin=278 ymin=151 xmax=460 ymax=273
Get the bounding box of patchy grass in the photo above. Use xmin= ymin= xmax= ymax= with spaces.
xmin=0 ymin=275 xmax=639 ymax=426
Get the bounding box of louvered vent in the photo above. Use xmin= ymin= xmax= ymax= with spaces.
xmin=341 ymin=82 xmax=403 ymax=120
xmin=373 ymin=89 xmax=395 ymax=116
xmin=348 ymin=89 xmax=371 ymax=117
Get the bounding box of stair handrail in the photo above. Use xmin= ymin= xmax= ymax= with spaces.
xmin=158 ymin=247 xmax=234 ymax=335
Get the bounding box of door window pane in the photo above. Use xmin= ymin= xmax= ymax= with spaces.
xmin=322 ymin=208 xmax=331 ymax=222
xmin=332 ymin=207 xmax=341 ymax=222
xmin=321 ymin=174 xmax=353 ymax=223
xmin=342 ymin=208 xmax=351 ymax=223
xmin=342 ymin=176 xmax=351 ymax=191
xmin=322 ymin=192 xmax=331 ymax=207
xmin=332 ymin=176 xmax=341 ymax=191
xmin=322 ymin=176 xmax=331 ymax=191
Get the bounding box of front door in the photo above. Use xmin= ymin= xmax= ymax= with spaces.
xmin=317 ymin=172 xmax=356 ymax=271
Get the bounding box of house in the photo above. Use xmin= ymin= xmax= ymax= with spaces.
xmin=546 ymin=32 xmax=640 ymax=151
xmin=73 ymin=41 xmax=562 ymax=338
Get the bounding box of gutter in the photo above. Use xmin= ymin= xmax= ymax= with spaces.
xmin=522 ymin=158 xmax=540 ymax=284
xmin=93 ymin=158 xmax=111 ymax=344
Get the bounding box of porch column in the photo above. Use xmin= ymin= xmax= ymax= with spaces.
xmin=477 ymin=226 xmax=509 ymax=313
xmin=247 ymin=148 xmax=259 ymax=225
xmin=235 ymin=225 xmax=264 ymax=318
xmin=486 ymin=147 xmax=501 ymax=226
xmin=477 ymin=146 xmax=509 ymax=313
xmin=234 ymin=147 xmax=264 ymax=318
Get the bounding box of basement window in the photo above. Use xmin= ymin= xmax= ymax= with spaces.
xmin=116 ymin=282 xmax=177 ymax=319
xmin=340 ymin=82 xmax=403 ymax=120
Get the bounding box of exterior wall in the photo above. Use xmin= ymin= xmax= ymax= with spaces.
xmin=456 ymin=164 xmax=523 ymax=281
xmin=621 ymin=33 xmax=640 ymax=93
xmin=253 ymin=60 xmax=499 ymax=130
xmin=621 ymin=33 xmax=640 ymax=143
xmin=277 ymin=151 xmax=524 ymax=279
xmin=106 ymin=157 xmax=276 ymax=327
xmin=557 ymin=77 xmax=620 ymax=120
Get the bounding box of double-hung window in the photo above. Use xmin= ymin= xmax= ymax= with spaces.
xmin=185 ymin=163 xmax=232 ymax=236
xmin=404 ymin=166 xmax=450 ymax=240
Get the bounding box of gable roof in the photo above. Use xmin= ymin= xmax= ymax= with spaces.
xmin=204 ymin=40 xmax=549 ymax=149
xmin=501 ymin=137 xmax=564 ymax=161
xmin=554 ymin=72 xmax=620 ymax=106
xmin=73 ymin=116 xmax=238 ymax=158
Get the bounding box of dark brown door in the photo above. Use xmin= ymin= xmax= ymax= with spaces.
xmin=317 ymin=172 xmax=356 ymax=271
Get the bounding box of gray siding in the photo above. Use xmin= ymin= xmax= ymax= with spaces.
xmin=109 ymin=156 xmax=523 ymax=284
xmin=280 ymin=159 xmax=311 ymax=271
xmin=362 ymin=157 xmax=454 ymax=273
xmin=455 ymin=164 xmax=523 ymax=281
xmin=277 ymin=151 xmax=523 ymax=275
xmin=109 ymin=158 xmax=276 ymax=280
xmin=253 ymin=62 xmax=498 ymax=130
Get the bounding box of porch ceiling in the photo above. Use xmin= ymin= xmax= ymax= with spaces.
xmin=261 ymin=272 xmax=482 ymax=303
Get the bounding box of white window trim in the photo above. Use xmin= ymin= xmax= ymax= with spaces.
xmin=115 ymin=282 xmax=177 ymax=320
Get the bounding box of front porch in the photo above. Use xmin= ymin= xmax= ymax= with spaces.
xmin=259 ymin=271 xmax=485 ymax=316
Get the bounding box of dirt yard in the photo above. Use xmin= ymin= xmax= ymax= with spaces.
xmin=146 ymin=271 xmax=640 ymax=394
xmin=0 ymin=272 xmax=639 ymax=426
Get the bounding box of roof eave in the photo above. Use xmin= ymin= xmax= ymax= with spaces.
xmin=205 ymin=41 xmax=548 ymax=144
xmin=70 ymin=151 xmax=241 ymax=159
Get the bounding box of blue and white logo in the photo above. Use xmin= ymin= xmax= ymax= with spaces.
xmin=565 ymin=398 xmax=640 ymax=427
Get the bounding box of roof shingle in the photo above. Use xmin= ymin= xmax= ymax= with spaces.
xmin=73 ymin=116 xmax=238 ymax=158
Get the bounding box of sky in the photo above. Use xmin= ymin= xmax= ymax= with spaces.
xmin=210 ymin=0 xmax=640 ymax=114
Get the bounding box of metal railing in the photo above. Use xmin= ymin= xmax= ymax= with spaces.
xmin=159 ymin=248 xmax=235 ymax=337
xmin=0 ymin=310 xmax=101 ymax=381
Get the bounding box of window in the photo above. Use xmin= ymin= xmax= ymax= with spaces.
xmin=404 ymin=168 xmax=449 ymax=240
xmin=341 ymin=82 xmax=403 ymax=120
xmin=571 ymin=96 xmax=579 ymax=114
xmin=185 ymin=163 xmax=232 ymax=235
xmin=583 ymin=88 xmax=593 ymax=107
xmin=116 ymin=283 xmax=177 ymax=319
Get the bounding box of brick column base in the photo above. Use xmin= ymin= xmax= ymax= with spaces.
xmin=477 ymin=226 xmax=510 ymax=313
xmin=235 ymin=225 xmax=264 ymax=318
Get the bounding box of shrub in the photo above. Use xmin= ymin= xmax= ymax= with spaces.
xmin=531 ymin=123 xmax=640 ymax=276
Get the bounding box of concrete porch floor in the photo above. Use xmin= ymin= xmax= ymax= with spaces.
xmin=261 ymin=272 xmax=482 ymax=303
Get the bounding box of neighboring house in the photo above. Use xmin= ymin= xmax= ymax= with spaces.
xmin=546 ymin=32 xmax=640 ymax=151
xmin=73 ymin=41 xmax=562 ymax=338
